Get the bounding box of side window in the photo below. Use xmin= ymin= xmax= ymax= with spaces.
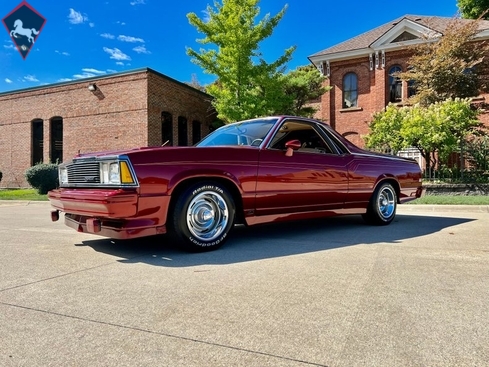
xmin=178 ymin=116 xmax=188 ymax=146
xmin=408 ymin=79 xmax=416 ymax=98
xmin=389 ymin=66 xmax=402 ymax=102
xmin=50 ymin=116 xmax=63 ymax=163
xmin=31 ymin=119 xmax=43 ymax=165
xmin=161 ymin=111 xmax=173 ymax=146
xmin=316 ymin=125 xmax=349 ymax=154
xmin=343 ymin=73 xmax=358 ymax=108
xmin=269 ymin=121 xmax=334 ymax=154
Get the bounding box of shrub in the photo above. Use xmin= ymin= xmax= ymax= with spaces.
xmin=25 ymin=163 xmax=58 ymax=194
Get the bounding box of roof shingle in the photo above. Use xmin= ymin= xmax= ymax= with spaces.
xmin=309 ymin=15 xmax=489 ymax=58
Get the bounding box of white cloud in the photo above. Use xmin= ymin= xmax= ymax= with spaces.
xmin=57 ymin=78 xmax=72 ymax=82
xmin=118 ymin=35 xmax=144 ymax=43
xmin=116 ymin=61 xmax=124 ymax=66
xmin=130 ymin=0 xmax=146 ymax=5
xmin=68 ymin=68 xmax=111 ymax=80
xmin=116 ymin=21 xmax=126 ymax=26
xmin=55 ymin=50 xmax=70 ymax=56
xmin=5 ymin=78 xmax=12 ymax=83
xmin=68 ymin=8 xmax=88 ymax=24
xmin=133 ymin=45 xmax=151 ymax=54
xmin=82 ymin=68 xmax=106 ymax=75
xmin=23 ymin=75 xmax=39 ymax=82
xmin=73 ymin=73 xmax=96 ymax=79
xmin=4 ymin=43 xmax=15 ymax=50
xmin=89 ymin=22 xmax=95 ymax=28
xmin=103 ymin=47 xmax=131 ymax=61
xmin=101 ymin=33 xmax=115 ymax=39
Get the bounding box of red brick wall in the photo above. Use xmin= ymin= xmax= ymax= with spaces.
xmin=147 ymin=73 xmax=215 ymax=147
xmin=315 ymin=49 xmax=489 ymax=148
xmin=323 ymin=57 xmax=376 ymax=147
xmin=0 ymin=69 xmax=215 ymax=188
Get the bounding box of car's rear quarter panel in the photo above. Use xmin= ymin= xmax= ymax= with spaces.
xmin=346 ymin=153 xmax=422 ymax=205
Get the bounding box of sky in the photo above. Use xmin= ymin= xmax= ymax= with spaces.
xmin=0 ymin=0 xmax=460 ymax=94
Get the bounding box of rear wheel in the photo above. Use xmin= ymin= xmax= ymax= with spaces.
xmin=362 ymin=182 xmax=397 ymax=226
xmin=172 ymin=182 xmax=235 ymax=251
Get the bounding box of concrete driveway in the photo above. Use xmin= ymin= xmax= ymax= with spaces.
xmin=1 ymin=201 xmax=488 ymax=367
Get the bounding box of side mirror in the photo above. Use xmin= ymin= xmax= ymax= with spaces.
xmin=285 ymin=139 xmax=301 ymax=157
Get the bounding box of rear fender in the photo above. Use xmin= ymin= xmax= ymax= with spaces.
xmin=373 ymin=176 xmax=401 ymax=203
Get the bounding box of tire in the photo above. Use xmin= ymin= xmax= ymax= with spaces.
xmin=362 ymin=182 xmax=397 ymax=226
xmin=172 ymin=182 xmax=235 ymax=252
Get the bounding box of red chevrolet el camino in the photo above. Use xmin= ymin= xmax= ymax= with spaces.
xmin=48 ymin=116 xmax=424 ymax=251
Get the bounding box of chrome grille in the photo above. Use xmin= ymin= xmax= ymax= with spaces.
xmin=66 ymin=161 xmax=100 ymax=184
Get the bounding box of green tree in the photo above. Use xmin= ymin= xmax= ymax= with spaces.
xmin=399 ymin=17 xmax=489 ymax=106
xmin=365 ymin=99 xmax=481 ymax=176
xmin=364 ymin=104 xmax=407 ymax=154
xmin=276 ymin=65 xmax=330 ymax=117
xmin=187 ymin=0 xmax=295 ymax=122
xmin=458 ymin=0 xmax=489 ymax=19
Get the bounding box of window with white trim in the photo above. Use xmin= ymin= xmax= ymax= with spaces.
xmin=389 ymin=66 xmax=402 ymax=103
xmin=342 ymin=73 xmax=358 ymax=108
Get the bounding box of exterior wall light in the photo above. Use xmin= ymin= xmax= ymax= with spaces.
xmin=88 ymin=83 xmax=97 ymax=91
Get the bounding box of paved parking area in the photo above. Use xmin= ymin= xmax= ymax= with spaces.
xmin=1 ymin=201 xmax=488 ymax=366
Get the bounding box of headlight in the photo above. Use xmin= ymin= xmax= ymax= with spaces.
xmin=100 ymin=162 xmax=121 ymax=184
xmin=59 ymin=166 xmax=68 ymax=185
xmin=109 ymin=162 xmax=120 ymax=183
xmin=99 ymin=160 xmax=135 ymax=185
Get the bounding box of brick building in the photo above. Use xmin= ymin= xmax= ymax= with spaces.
xmin=308 ymin=15 xmax=489 ymax=149
xmin=0 ymin=68 xmax=216 ymax=188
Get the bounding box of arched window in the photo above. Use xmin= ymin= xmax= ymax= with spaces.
xmin=342 ymin=73 xmax=358 ymax=108
xmin=161 ymin=112 xmax=173 ymax=146
xmin=389 ymin=66 xmax=402 ymax=102
xmin=192 ymin=120 xmax=201 ymax=145
xmin=178 ymin=116 xmax=188 ymax=146
xmin=50 ymin=117 xmax=63 ymax=163
xmin=31 ymin=119 xmax=43 ymax=165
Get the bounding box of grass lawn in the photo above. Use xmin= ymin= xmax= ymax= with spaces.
xmin=408 ymin=195 xmax=489 ymax=205
xmin=0 ymin=189 xmax=48 ymax=201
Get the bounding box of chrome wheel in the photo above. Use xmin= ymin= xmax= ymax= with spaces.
xmin=377 ymin=185 xmax=396 ymax=220
xmin=362 ymin=182 xmax=397 ymax=226
xmin=186 ymin=191 xmax=229 ymax=242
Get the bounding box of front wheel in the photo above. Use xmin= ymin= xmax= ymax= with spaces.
xmin=172 ymin=182 xmax=235 ymax=252
xmin=362 ymin=182 xmax=397 ymax=226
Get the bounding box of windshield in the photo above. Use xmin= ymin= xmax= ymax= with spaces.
xmin=196 ymin=118 xmax=278 ymax=147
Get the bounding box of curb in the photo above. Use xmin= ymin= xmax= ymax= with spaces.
xmin=0 ymin=200 xmax=50 ymax=206
xmin=398 ymin=204 xmax=489 ymax=213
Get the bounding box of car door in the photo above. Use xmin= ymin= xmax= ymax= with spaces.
xmin=254 ymin=120 xmax=351 ymax=217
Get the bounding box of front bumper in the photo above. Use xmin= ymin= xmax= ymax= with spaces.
xmin=49 ymin=188 xmax=169 ymax=239
xmin=48 ymin=188 xmax=138 ymax=217
xmin=63 ymin=214 xmax=167 ymax=239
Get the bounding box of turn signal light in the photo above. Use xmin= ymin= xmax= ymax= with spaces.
xmin=120 ymin=161 xmax=134 ymax=184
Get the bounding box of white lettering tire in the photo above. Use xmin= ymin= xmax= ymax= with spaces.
xmin=172 ymin=182 xmax=235 ymax=251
